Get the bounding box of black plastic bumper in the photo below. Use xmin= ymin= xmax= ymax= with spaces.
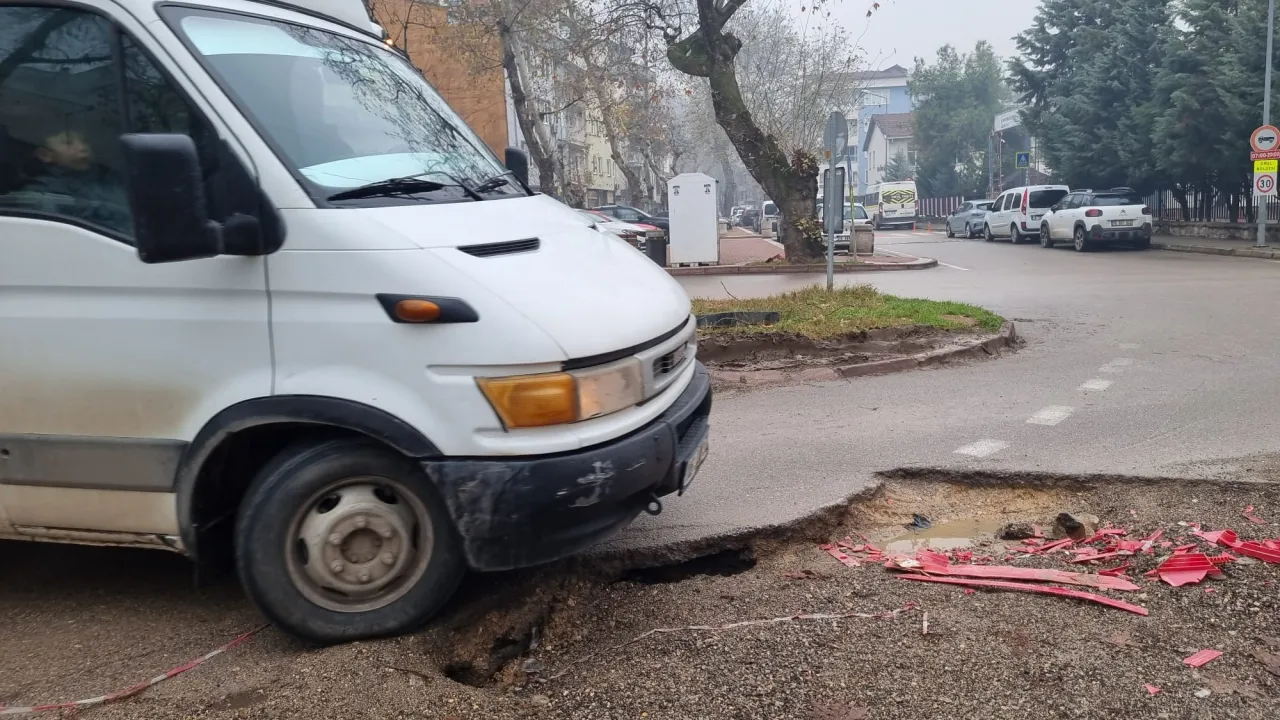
xmin=1089 ymin=222 xmax=1152 ymax=243
xmin=422 ymin=363 xmax=712 ymax=572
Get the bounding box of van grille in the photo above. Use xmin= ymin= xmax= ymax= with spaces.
xmin=653 ymin=345 xmax=687 ymax=378
xmin=458 ymin=238 xmax=540 ymax=257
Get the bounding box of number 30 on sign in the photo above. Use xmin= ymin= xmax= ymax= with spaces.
xmin=1256 ymin=172 xmax=1277 ymax=197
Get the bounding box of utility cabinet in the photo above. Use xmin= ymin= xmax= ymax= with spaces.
xmin=666 ymin=173 xmax=720 ymax=265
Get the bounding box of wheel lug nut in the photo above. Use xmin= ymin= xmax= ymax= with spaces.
xmin=382 ymin=552 xmax=395 ymax=565
xmin=358 ymin=572 xmax=371 ymax=583
xmin=331 ymin=561 xmax=344 ymax=573
xmin=328 ymin=533 xmax=342 ymax=546
xmin=354 ymin=517 xmax=368 ymax=529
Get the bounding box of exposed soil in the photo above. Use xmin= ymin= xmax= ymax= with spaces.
xmin=58 ymin=472 xmax=1280 ymax=720
xmin=700 ymin=325 xmax=999 ymax=388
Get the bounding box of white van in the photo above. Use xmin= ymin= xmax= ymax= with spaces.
xmin=0 ymin=0 xmax=710 ymax=643
xmin=983 ymin=184 xmax=1071 ymax=243
xmin=863 ymin=181 xmax=918 ymax=229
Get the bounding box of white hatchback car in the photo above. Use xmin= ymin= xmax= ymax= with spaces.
xmin=984 ymin=185 xmax=1071 ymax=244
xmin=1038 ymin=189 xmax=1153 ymax=251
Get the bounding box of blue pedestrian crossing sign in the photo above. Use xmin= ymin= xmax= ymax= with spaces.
xmin=1015 ymin=151 xmax=1031 ymax=169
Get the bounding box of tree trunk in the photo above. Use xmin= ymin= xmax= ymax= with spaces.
xmin=499 ymin=22 xmax=562 ymax=198
xmin=666 ymin=5 xmax=824 ymax=261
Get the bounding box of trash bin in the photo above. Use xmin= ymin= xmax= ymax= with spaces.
xmin=646 ymin=234 xmax=668 ymax=267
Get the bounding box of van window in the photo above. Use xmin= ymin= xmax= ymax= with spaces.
xmin=0 ymin=7 xmax=222 ymax=241
xmin=763 ymin=202 xmax=778 ymax=216
xmin=1029 ymin=189 xmax=1069 ymax=208
xmin=163 ymin=8 xmax=522 ymax=206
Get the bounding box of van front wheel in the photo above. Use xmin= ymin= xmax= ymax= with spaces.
xmin=235 ymin=439 xmax=464 ymax=644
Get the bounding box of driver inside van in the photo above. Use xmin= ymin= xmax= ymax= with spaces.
xmin=22 ymin=129 xmax=132 ymax=235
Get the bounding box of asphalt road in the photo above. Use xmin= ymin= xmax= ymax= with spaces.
xmin=620 ymin=229 xmax=1280 ymax=548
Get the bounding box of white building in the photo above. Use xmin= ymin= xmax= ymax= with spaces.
xmin=862 ymin=112 xmax=915 ymax=188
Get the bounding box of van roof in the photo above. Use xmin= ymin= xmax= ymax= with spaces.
xmin=1002 ymin=185 xmax=1069 ymax=192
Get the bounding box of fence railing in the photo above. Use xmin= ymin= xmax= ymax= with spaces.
xmin=917 ymin=196 xmax=965 ymax=218
xmin=1144 ymin=191 xmax=1280 ymax=223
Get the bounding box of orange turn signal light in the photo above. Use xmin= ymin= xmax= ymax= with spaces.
xmin=393 ymin=299 xmax=441 ymax=323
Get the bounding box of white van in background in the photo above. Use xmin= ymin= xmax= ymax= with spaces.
xmin=863 ymin=180 xmax=918 ymax=229
xmin=0 ymin=0 xmax=710 ymax=643
xmin=983 ymin=184 xmax=1071 ymax=243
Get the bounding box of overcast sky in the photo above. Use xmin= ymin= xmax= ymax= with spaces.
xmin=787 ymin=0 xmax=1042 ymax=71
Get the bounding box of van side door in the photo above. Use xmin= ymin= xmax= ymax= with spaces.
xmin=0 ymin=4 xmax=272 ymax=539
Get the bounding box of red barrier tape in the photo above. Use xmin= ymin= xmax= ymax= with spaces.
xmin=0 ymin=626 xmax=266 ymax=716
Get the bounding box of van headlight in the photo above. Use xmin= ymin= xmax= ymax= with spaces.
xmin=477 ymin=358 xmax=645 ymax=429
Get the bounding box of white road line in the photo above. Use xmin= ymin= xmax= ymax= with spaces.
xmin=1119 ymin=343 xmax=1140 ymax=350
xmin=1080 ymin=379 xmax=1113 ymax=391
xmin=954 ymin=439 xmax=1009 ymax=458
xmin=1027 ymin=406 xmax=1074 ymax=426
xmin=878 ymin=248 xmax=971 ymax=271
xmin=1099 ymin=357 xmax=1135 ymax=373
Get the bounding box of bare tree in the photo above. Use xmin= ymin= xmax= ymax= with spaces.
xmin=624 ymin=0 xmax=877 ymax=260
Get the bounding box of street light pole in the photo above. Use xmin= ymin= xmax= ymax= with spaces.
xmin=1259 ymin=0 xmax=1275 ymax=247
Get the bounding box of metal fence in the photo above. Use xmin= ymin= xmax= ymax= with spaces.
xmin=1144 ymin=190 xmax=1280 ymax=223
xmin=917 ymin=196 xmax=965 ymax=218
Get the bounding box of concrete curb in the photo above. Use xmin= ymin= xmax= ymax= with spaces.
xmin=667 ymin=257 xmax=938 ymax=276
xmin=709 ymin=321 xmax=1018 ymax=386
xmin=1152 ymin=242 xmax=1280 ymax=259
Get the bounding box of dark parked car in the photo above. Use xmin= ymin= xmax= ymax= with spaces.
xmin=593 ymin=205 xmax=670 ymax=232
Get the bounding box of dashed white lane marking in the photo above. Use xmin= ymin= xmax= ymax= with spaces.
xmin=954 ymin=439 xmax=1009 ymax=457
xmin=1080 ymin=379 xmax=1113 ymax=391
xmin=878 ymin=248 xmax=971 ymax=271
xmin=1027 ymin=406 xmax=1074 ymax=426
xmin=1099 ymin=357 xmax=1135 ymax=373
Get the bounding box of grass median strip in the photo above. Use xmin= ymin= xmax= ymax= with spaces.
xmin=692 ymin=285 xmax=1002 ymax=338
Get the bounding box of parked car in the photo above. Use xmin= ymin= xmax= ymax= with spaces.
xmin=1038 ymin=188 xmax=1152 ymax=251
xmin=593 ymin=204 xmax=670 ymax=232
xmin=0 ymin=0 xmax=711 ymax=645
xmin=729 ymin=206 xmax=745 ymax=226
xmin=755 ymin=200 xmax=780 ymax=234
xmin=740 ymin=206 xmax=759 ymax=232
xmin=945 ymin=200 xmax=995 ymax=239
xmin=983 ymin=185 xmax=1071 ymax=243
xmin=575 ymin=209 xmax=655 ymax=250
xmin=830 ymin=204 xmax=873 ymax=253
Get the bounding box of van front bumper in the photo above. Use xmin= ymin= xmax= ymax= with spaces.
xmin=422 ymin=363 xmax=712 ymax=571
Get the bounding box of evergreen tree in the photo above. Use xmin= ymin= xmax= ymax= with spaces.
xmin=881 ymin=149 xmax=914 ymax=182
xmin=910 ymin=42 xmax=1007 ymax=197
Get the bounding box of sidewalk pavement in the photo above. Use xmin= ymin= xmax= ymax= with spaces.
xmin=1152 ymin=233 xmax=1280 ymax=259
xmin=715 ymin=227 xmax=910 ymax=265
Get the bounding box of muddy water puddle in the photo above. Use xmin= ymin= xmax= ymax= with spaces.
xmin=883 ymin=516 xmax=1006 ymax=554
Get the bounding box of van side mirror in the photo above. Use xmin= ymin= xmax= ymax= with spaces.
xmin=505 ymin=146 xmax=530 ymax=188
xmin=121 ymin=134 xmax=223 ymax=264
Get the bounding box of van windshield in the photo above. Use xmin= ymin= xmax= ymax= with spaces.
xmin=164 ymin=8 xmax=521 ymax=206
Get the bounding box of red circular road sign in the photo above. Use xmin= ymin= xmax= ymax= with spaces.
xmin=1252 ymin=125 xmax=1280 ymax=152
xmin=1257 ymin=173 xmax=1275 ymax=194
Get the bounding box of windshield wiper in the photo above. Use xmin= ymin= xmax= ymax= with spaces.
xmin=473 ymin=171 xmax=514 ymax=194
xmin=327 ymin=177 xmax=449 ymax=201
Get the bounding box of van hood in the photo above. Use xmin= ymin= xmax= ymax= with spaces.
xmin=363 ymin=195 xmax=693 ymax=360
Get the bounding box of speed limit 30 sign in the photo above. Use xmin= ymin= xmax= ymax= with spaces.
xmin=1256 ymin=171 xmax=1277 ymax=197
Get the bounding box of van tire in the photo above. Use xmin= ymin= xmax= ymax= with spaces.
xmin=1010 ymin=224 xmax=1024 ymax=244
xmin=235 ymin=438 xmax=464 ymax=645
xmin=984 ymin=224 xmax=995 ymax=242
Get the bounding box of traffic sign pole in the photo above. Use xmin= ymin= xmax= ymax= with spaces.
xmin=1259 ymin=0 xmax=1275 ymax=247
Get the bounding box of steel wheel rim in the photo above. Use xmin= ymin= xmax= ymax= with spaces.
xmin=284 ymin=476 xmax=434 ymax=613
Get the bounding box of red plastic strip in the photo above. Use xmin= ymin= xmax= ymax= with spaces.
xmin=820 ymin=544 xmax=860 ymax=568
xmin=897 ymin=575 xmax=1149 ymax=615
xmin=1243 ymin=506 xmax=1267 ymax=525
xmin=1183 ymin=649 xmax=1223 ymax=668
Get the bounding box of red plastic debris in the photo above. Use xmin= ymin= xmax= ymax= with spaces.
xmin=1033 ymin=538 xmax=1074 ymax=554
xmin=1158 ymin=541 xmax=1173 ymax=548
xmin=1098 ymin=562 xmax=1132 ymax=577
xmin=889 ymin=552 xmax=1139 ymax=591
xmin=1193 ymin=529 xmax=1236 ymax=546
xmin=1144 ymin=684 xmax=1161 ymax=696
xmin=1244 ymin=506 xmax=1266 ymax=525
xmin=897 ymin=575 xmax=1149 ymax=615
xmin=1068 ymin=551 xmax=1130 ymax=564
xmin=1154 ymin=553 xmax=1224 ymax=587
xmin=1204 ymin=587 xmax=1218 ymax=594
xmin=1234 ymin=540 xmax=1280 ymax=564
xmin=1183 ymin=649 xmax=1223 ymax=668
xmin=820 ymin=544 xmax=860 ymax=568
xmin=1080 ymin=528 xmax=1128 ymax=544
xmin=1173 ymin=544 xmax=1198 ymax=554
